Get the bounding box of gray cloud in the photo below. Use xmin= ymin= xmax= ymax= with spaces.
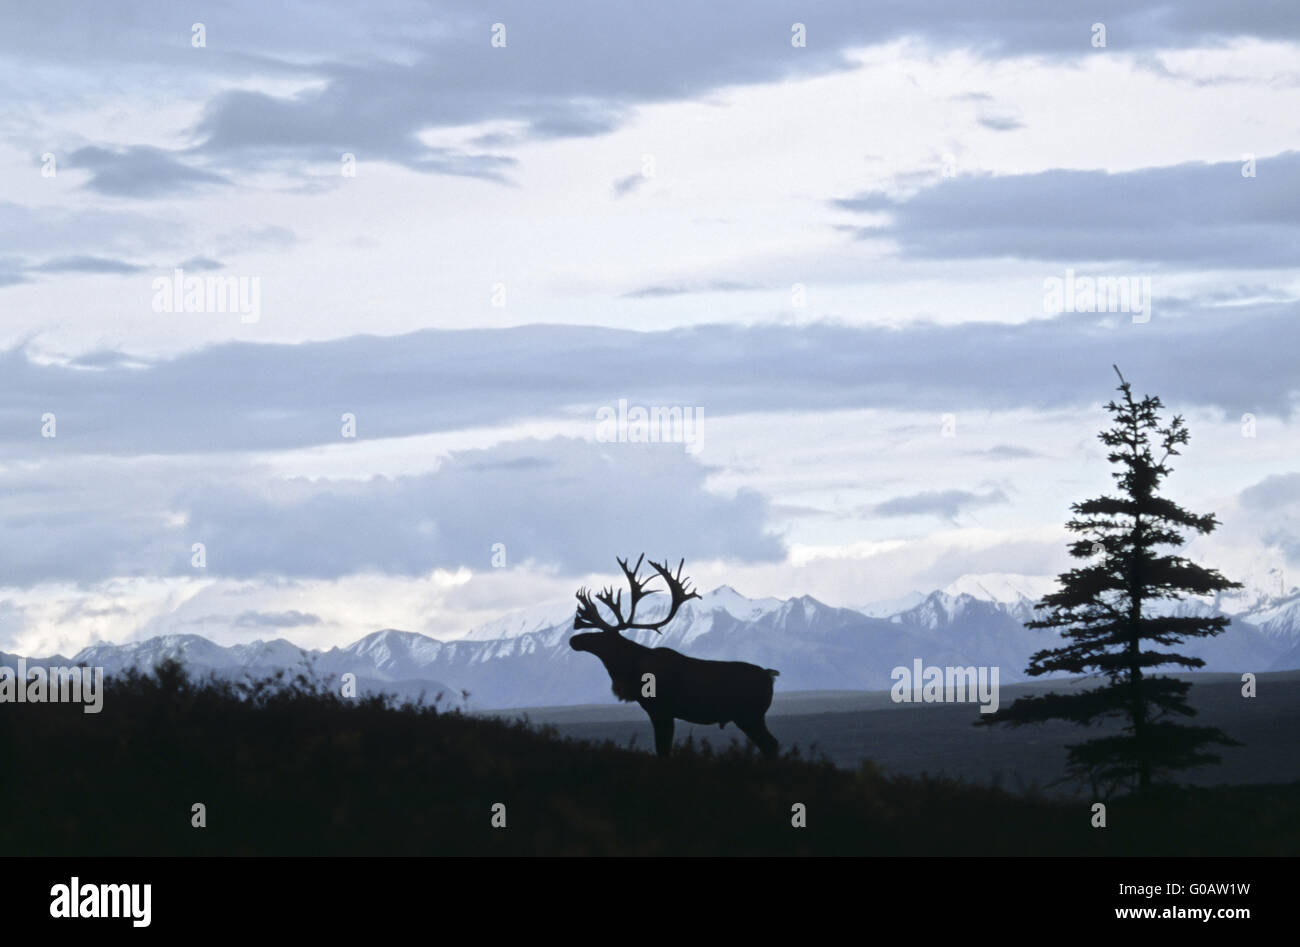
xmin=0 ymin=600 xmax=24 ymax=651
xmin=66 ymin=351 xmax=153 ymax=371
xmin=67 ymin=146 xmax=229 ymax=197
xmin=612 ymin=173 xmax=645 ymax=198
xmin=872 ymin=488 xmax=1009 ymax=519
xmin=232 ymin=610 xmax=322 ymax=628
xmin=0 ymin=438 xmax=783 ymax=585
xmin=191 ymin=84 xmax=518 ymax=182
xmin=2 ymin=300 xmax=1296 ymax=458
xmin=976 ymin=114 xmax=1023 ymax=131
xmin=1240 ymin=472 xmax=1300 ymax=509
xmin=971 ymin=445 xmax=1042 ymax=459
xmin=0 ymin=207 xmax=294 ymax=295
xmin=178 ymin=256 xmax=225 ymax=272
xmin=16 ymin=2 xmax=1292 ymax=189
xmin=11 ymin=1 xmax=1299 ymax=74
xmin=1169 ymin=284 xmax=1297 ymax=308
xmin=181 ymin=5 xmax=860 ymax=180
xmin=0 ymin=201 xmax=180 ymax=261
xmin=1239 ymin=473 xmax=1300 ymax=565
xmin=0 ymin=258 xmax=28 ymax=286
xmin=30 ymin=255 xmax=143 ymax=275
xmin=57 ymin=602 xmax=130 ymax=623
xmin=836 ymin=151 xmax=1300 ymax=267
xmin=621 ymin=280 xmax=761 ymax=299
xmin=1264 ymin=533 xmax=1300 ymax=566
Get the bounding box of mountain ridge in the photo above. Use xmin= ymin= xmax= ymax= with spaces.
xmin=6 ymin=577 xmax=1298 ymax=710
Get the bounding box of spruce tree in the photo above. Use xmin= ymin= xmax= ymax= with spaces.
xmin=980 ymin=367 xmax=1241 ymax=792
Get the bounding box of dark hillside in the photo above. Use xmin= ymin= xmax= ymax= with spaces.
xmin=2 ymin=661 xmax=1296 ymax=856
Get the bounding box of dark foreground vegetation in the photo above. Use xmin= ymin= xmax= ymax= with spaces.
xmin=2 ymin=661 xmax=1296 ymax=856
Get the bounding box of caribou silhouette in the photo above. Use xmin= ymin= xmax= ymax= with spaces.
xmin=569 ymin=555 xmax=780 ymax=757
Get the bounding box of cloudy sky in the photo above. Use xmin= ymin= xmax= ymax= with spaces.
xmin=2 ymin=2 xmax=1299 ymax=657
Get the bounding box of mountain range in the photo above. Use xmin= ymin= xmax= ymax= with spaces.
xmin=6 ymin=574 xmax=1300 ymax=710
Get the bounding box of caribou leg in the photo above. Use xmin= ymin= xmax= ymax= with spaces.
xmin=736 ymin=716 xmax=779 ymax=758
xmin=650 ymin=714 xmax=675 ymax=757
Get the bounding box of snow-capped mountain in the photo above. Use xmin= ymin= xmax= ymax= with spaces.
xmin=460 ymin=600 xmax=579 ymax=642
xmin=7 ymin=631 xmax=461 ymax=706
xmin=321 ymin=629 xmax=447 ymax=679
xmin=941 ymin=573 xmax=1058 ymax=605
xmin=859 ymin=574 xmax=1051 ymax=620
xmin=8 ymin=577 xmax=1298 ymax=710
xmin=72 ymin=633 xmax=238 ymax=674
xmin=1238 ymin=592 xmax=1300 ymax=640
xmin=857 ymin=590 xmax=926 ymax=618
xmin=461 ymin=585 xmax=785 ymax=644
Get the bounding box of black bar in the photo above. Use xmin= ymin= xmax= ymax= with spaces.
xmin=11 ymin=855 xmax=1288 ymax=934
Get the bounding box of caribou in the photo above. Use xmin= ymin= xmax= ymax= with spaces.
xmin=569 ymin=555 xmax=780 ymax=758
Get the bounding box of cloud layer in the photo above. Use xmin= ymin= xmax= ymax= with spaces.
xmin=4 ymin=303 xmax=1296 ymax=457
xmin=836 ymin=152 xmax=1300 ymax=266
xmin=0 ymin=438 xmax=782 ymax=586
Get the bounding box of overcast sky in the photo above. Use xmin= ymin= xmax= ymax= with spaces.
xmin=2 ymin=2 xmax=1298 ymax=656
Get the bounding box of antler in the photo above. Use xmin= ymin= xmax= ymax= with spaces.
xmin=574 ymin=554 xmax=701 ymax=635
